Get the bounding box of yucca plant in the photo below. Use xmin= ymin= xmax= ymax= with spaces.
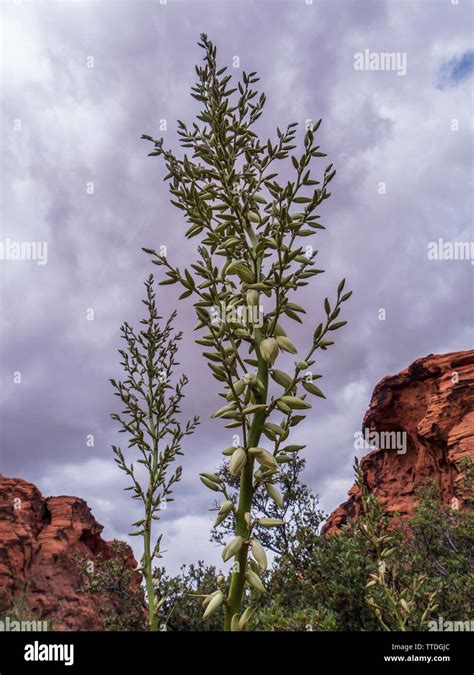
xmin=142 ymin=34 xmax=351 ymax=630
xmin=110 ymin=275 xmax=199 ymax=631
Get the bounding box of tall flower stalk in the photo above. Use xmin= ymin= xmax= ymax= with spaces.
xmin=142 ymin=35 xmax=351 ymax=630
xmin=111 ymin=275 xmax=199 ymax=631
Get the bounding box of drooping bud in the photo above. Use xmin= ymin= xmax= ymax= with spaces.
xmin=266 ymin=483 xmax=284 ymax=508
xmin=214 ymin=499 xmax=234 ymax=527
xmin=218 ymin=500 xmax=234 ymax=517
xmin=246 ymin=289 xmax=259 ymax=306
xmin=245 ymin=569 xmax=266 ymax=593
xmin=226 ymin=379 xmax=245 ymax=400
xmin=229 ymin=447 xmax=247 ymax=476
xmin=259 ymin=338 xmax=279 ymax=365
xmin=211 ymin=402 xmax=238 ymax=418
xmin=254 ymin=448 xmax=278 ymax=472
xmin=202 ymin=589 xmax=221 ymax=607
xmin=222 ymin=535 xmax=244 ymax=562
xmin=302 ymin=381 xmax=326 ymax=398
xmin=271 ymin=369 xmax=293 ymax=389
xmin=231 ymin=614 xmax=241 ymax=631
xmin=200 ymin=476 xmax=221 ymax=492
xmin=276 ymin=399 xmax=292 ymax=414
xmin=249 ymin=559 xmax=261 ymax=577
xmin=264 ymin=422 xmax=285 ymax=437
xmin=258 ymin=517 xmax=285 ymax=527
xmin=234 ymin=328 xmax=250 ymax=338
xmin=226 ymin=261 xmax=254 ymax=284
xmin=279 ymin=395 xmax=312 ymax=410
xmin=238 ymin=607 xmax=254 ymax=630
xmin=276 ymin=454 xmax=293 ymax=463
xmin=233 ymin=379 xmax=246 ymax=396
xmin=251 ymin=539 xmax=268 ymax=570
xmin=276 ymin=336 xmax=297 ymax=354
xmin=200 ymin=472 xmax=221 ymax=483
xmin=203 ymin=590 xmax=225 ymax=618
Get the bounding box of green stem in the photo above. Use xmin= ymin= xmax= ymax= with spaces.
xmin=224 ymin=325 xmax=268 ymax=630
xmin=145 ymin=366 xmax=159 ymax=632
xmin=143 ymin=525 xmax=158 ymax=631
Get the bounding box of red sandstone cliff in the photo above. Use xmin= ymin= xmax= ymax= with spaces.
xmin=0 ymin=476 xmax=141 ymax=630
xmin=324 ymin=350 xmax=474 ymax=534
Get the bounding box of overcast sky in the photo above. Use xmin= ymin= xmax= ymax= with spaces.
xmin=0 ymin=0 xmax=472 ymax=575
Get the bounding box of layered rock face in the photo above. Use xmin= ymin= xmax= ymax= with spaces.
xmin=0 ymin=476 xmax=139 ymax=630
xmin=324 ymin=350 xmax=474 ymax=534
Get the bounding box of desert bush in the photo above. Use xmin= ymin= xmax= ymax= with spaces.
xmin=152 ymin=562 xmax=223 ymax=631
xmin=257 ymin=460 xmax=473 ymax=631
xmin=76 ymin=541 xmax=147 ymax=632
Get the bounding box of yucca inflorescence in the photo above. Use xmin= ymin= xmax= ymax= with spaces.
xmin=142 ymin=34 xmax=351 ymax=630
xmin=111 ymin=275 xmax=199 ymax=631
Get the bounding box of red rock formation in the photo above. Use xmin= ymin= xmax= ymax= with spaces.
xmin=0 ymin=476 xmax=141 ymax=630
xmin=324 ymin=350 xmax=474 ymax=534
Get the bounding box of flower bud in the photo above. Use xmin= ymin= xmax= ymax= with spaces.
xmin=231 ymin=614 xmax=241 ymax=631
xmin=200 ymin=472 xmax=221 ymax=483
xmin=279 ymin=395 xmax=311 ymax=410
xmin=258 ymin=517 xmax=285 ymax=527
xmin=246 ymin=289 xmax=259 ymax=306
xmin=251 ymin=539 xmax=268 ymax=570
xmin=254 ymin=449 xmax=278 ymax=471
xmin=229 ymin=447 xmax=247 ymax=476
xmin=271 ymin=369 xmax=293 ymax=389
xmin=214 ymin=499 xmax=234 ymax=527
xmin=238 ymin=607 xmax=254 ymax=630
xmin=274 ymin=323 xmax=287 ymax=337
xmin=202 ymin=589 xmax=221 ymax=607
xmin=259 ymin=338 xmax=279 ymax=365
xmin=226 ymin=379 xmax=245 ymax=399
xmin=276 ymin=336 xmax=297 ymax=354
xmin=233 ymin=379 xmax=246 ymax=396
xmin=218 ymin=500 xmax=234 ymax=516
xmin=226 ymin=261 xmax=254 ymax=284
xmin=222 ymin=535 xmax=244 ymax=562
xmin=203 ymin=590 xmax=225 ymax=618
xmin=265 ymin=483 xmax=284 ymax=508
xmin=245 ymin=569 xmax=266 ymax=593
xmin=200 ymin=476 xmax=221 ymax=492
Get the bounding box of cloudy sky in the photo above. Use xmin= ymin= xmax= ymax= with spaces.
xmin=1 ymin=0 xmax=472 ymax=574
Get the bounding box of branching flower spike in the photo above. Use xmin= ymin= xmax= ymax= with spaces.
xmin=142 ymin=34 xmax=351 ymax=630
xmin=110 ymin=274 xmax=199 ymax=631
